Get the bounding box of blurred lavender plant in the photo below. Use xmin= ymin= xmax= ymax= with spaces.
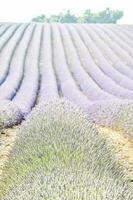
xmin=88 ymin=99 xmax=133 ymax=137
xmin=0 ymin=100 xmax=23 ymax=132
xmin=0 ymin=98 xmax=133 ymax=199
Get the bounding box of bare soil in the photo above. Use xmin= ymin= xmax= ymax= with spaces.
xmin=0 ymin=127 xmax=18 ymax=179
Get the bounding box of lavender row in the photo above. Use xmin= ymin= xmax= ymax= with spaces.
xmin=0 ymin=24 xmax=35 ymax=100
xmin=67 ymin=25 xmax=133 ymax=99
xmin=75 ymin=25 xmax=133 ymax=92
xmin=88 ymin=99 xmax=133 ymax=137
xmin=0 ymin=24 xmax=11 ymax=37
xmin=102 ymin=25 xmax=133 ymax=55
xmin=0 ymin=24 xmax=23 ymax=84
xmin=38 ymin=24 xmax=58 ymax=103
xmin=108 ymin=25 xmax=133 ymax=48
xmin=94 ymin=25 xmax=133 ymax=69
xmin=122 ymin=25 xmax=133 ymax=32
xmin=13 ymin=24 xmax=42 ymax=116
xmin=59 ymin=24 xmax=115 ymax=101
xmin=51 ymin=24 xmax=91 ymax=111
xmin=116 ymin=25 xmax=133 ymax=41
xmin=1 ymin=99 xmax=132 ymax=199
xmin=83 ymin=25 xmax=133 ymax=80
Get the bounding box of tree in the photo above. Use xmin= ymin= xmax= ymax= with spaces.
xmin=31 ymin=8 xmax=124 ymax=24
xmin=48 ymin=15 xmax=60 ymax=23
xmin=59 ymin=10 xmax=77 ymax=23
xmin=32 ymin=15 xmax=47 ymax=22
xmin=79 ymin=9 xmax=93 ymax=23
xmin=96 ymin=8 xmax=124 ymax=23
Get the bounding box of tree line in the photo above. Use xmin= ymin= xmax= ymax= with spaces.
xmin=32 ymin=8 xmax=124 ymax=24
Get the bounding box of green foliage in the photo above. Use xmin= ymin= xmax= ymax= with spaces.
xmin=47 ymin=15 xmax=60 ymax=23
xmin=95 ymin=8 xmax=124 ymax=23
xmin=32 ymin=15 xmax=47 ymax=22
xmin=0 ymin=99 xmax=133 ymax=199
xmin=59 ymin=10 xmax=77 ymax=23
xmin=78 ymin=9 xmax=93 ymax=23
xmin=31 ymin=8 xmax=124 ymax=23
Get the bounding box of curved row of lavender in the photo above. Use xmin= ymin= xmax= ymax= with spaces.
xmin=0 ymin=23 xmax=133 ymax=127
xmin=0 ymin=24 xmax=20 ymax=84
xmin=59 ymin=24 xmax=115 ymax=101
xmin=51 ymin=24 xmax=91 ymax=111
xmin=101 ymin=25 xmax=133 ymax=59
xmin=12 ymin=24 xmax=42 ymax=115
xmin=0 ymin=24 xmax=32 ymax=99
xmin=68 ymin=25 xmax=133 ymax=99
xmin=91 ymin=25 xmax=133 ymax=69
xmin=75 ymin=25 xmax=133 ymax=91
xmin=83 ymin=25 xmax=133 ymax=80
xmin=38 ymin=24 xmax=58 ymax=102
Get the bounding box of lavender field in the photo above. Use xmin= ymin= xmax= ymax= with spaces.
xmin=1 ymin=23 xmax=133 ymax=115
xmin=0 ymin=23 xmax=133 ymax=199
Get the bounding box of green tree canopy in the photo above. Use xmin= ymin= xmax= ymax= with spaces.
xmin=32 ymin=8 xmax=124 ymax=23
xmin=32 ymin=15 xmax=47 ymax=22
xmin=47 ymin=15 xmax=60 ymax=23
xmin=59 ymin=10 xmax=77 ymax=23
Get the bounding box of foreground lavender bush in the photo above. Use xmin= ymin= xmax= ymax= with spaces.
xmin=88 ymin=99 xmax=133 ymax=136
xmin=0 ymin=99 xmax=133 ymax=199
xmin=0 ymin=100 xmax=23 ymax=130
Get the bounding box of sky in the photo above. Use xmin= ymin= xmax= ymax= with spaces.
xmin=0 ymin=0 xmax=132 ymax=23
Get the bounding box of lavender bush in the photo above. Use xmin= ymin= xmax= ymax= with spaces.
xmin=0 ymin=100 xmax=23 ymax=131
xmin=0 ymin=98 xmax=133 ymax=199
xmin=88 ymin=99 xmax=133 ymax=137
